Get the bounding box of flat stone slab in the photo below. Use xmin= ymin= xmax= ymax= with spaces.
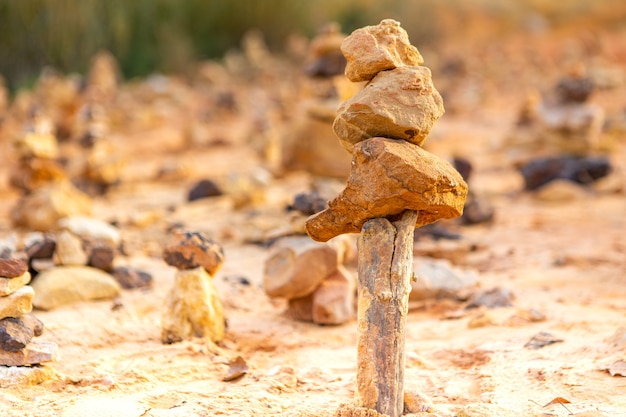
xmin=0 ymin=340 xmax=59 ymax=366
xmin=306 ymin=137 xmax=468 ymax=242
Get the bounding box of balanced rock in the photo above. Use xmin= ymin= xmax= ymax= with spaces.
xmin=333 ymin=66 xmax=444 ymax=153
xmin=0 ymin=317 xmax=35 ymax=352
xmin=11 ymin=181 xmax=93 ymax=232
xmin=306 ymin=137 xmax=468 ymax=242
xmin=0 ymin=341 xmax=58 ymax=366
xmin=0 ymin=272 xmax=31 ymax=297
xmin=0 ymin=259 xmax=28 ymax=279
xmin=263 ymin=236 xmax=339 ymax=299
xmin=31 ymin=266 xmax=120 ymax=310
xmin=342 ymin=19 xmax=424 ymax=82
xmin=0 ymin=286 xmax=34 ymax=319
xmin=163 ymin=231 xmax=225 ymax=276
xmin=161 ymin=267 xmax=225 ymax=344
xmin=86 ymin=242 xmax=115 ymax=272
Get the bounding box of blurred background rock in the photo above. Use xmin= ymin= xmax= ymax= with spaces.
xmin=1 ymin=0 xmax=625 ymax=92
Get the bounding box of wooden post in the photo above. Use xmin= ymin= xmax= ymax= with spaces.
xmin=356 ymin=210 xmax=418 ymax=417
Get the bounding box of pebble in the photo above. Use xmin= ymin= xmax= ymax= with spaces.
xmin=187 ymin=179 xmax=223 ymax=201
xmin=410 ymin=258 xmax=477 ymax=301
xmin=0 ymin=259 xmax=28 ymax=278
xmin=0 ymin=272 xmax=32 ymax=297
xmin=0 ymin=340 xmax=58 ymax=366
xmin=87 ymin=242 xmax=115 ymax=272
xmin=31 ymin=266 xmax=121 ymax=310
xmin=112 ymin=267 xmax=153 ymax=289
xmin=465 ymin=287 xmax=514 ymax=309
xmin=162 ymin=231 xmax=225 ymax=276
xmin=0 ymin=317 xmax=34 ymax=352
xmin=519 ymin=155 xmax=611 ymax=190
xmin=263 ymin=236 xmax=339 ymax=299
xmin=59 ymin=215 xmax=121 ymax=247
xmin=291 ymin=191 xmax=327 ymax=215
xmin=312 ymin=265 xmax=355 ymax=325
xmin=53 ymin=230 xmax=88 ymax=266
xmin=0 ymin=286 xmax=34 ymax=319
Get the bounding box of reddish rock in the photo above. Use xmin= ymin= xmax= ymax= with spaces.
xmin=0 ymin=259 xmax=28 ymax=279
xmin=305 ymin=138 xmax=468 ymax=242
xmin=162 ymin=231 xmax=225 ymax=276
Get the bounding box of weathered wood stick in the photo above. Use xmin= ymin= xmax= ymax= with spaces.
xmin=356 ymin=210 xmax=418 ymax=417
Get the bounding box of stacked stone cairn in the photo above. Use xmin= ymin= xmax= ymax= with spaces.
xmin=305 ymin=19 xmax=466 ymax=243
xmin=161 ymin=231 xmax=226 ymax=344
xmin=263 ymin=235 xmax=355 ymax=325
xmin=0 ymin=258 xmax=58 ymax=368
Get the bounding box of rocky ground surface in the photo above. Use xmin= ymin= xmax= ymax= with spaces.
xmin=0 ymin=18 xmax=625 ymax=417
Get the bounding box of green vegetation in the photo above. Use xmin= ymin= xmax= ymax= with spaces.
xmin=1 ymin=0 xmax=624 ymax=92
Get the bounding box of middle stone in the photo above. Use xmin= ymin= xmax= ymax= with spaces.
xmin=333 ymin=66 xmax=445 ymax=154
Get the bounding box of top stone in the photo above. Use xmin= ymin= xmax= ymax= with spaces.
xmin=342 ymin=19 xmax=424 ymax=82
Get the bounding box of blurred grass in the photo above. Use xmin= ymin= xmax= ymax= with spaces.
xmin=1 ymin=0 xmax=625 ymax=92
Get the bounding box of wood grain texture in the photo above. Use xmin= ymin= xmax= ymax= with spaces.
xmin=356 ymin=210 xmax=418 ymax=417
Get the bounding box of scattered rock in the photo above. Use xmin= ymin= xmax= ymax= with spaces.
xmin=460 ymin=196 xmax=495 ymax=225
xmin=263 ymin=236 xmax=339 ymax=299
xmin=187 ymin=179 xmax=223 ymax=201
xmin=286 ymin=294 xmax=314 ymax=322
xmin=0 ymin=340 xmax=58 ymax=366
xmin=11 ymin=181 xmax=93 ymax=231
xmin=162 ymin=231 xmax=225 ymax=276
xmin=524 ymin=331 xmax=564 ymax=349
xmin=59 ymin=215 xmax=121 ymax=247
xmin=519 ymin=155 xmax=611 ymax=190
xmin=341 ymin=18 xmax=424 ymax=82
xmin=333 ymin=67 xmax=444 ymax=153
xmin=0 ymin=259 xmax=28 ymax=278
xmin=291 ymin=191 xmax=327 ymax=215
xmin=305 ymin=137 xmax=468 ymax=242
xmin=112 ymin=267 xmax=153 ymax=289
xmin=53 ymin=230 xmax=88 ymax=266
xmin=410 ymin=258 xmax=477 ymax=301
xmin=0 ymin=286 xmax=34 ymax=319
xmin=0 ymin=272 xmax=31 ymax=297
xmin=86 ymin=242 xmax=115 ymax=272
xmin=312 ymin=265 xmax=355 ymax=325
xmin=0 ymin=317 xmax=34 ymax=352
xmin=161 ymin=266 xmax=225 ymax=344
xmin=466 ymin=287 xmax=514 ymax=309
xmin=31 ymin=266 xmax=121 ymax=310
xmin=25 ymin=236 xmax=56 ymax=260
xmin=223 ymin=355 xmax=248 ymax=381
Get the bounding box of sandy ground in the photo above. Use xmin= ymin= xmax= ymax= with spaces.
xmin=0 ymin=105 xmax=624 ymax=417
